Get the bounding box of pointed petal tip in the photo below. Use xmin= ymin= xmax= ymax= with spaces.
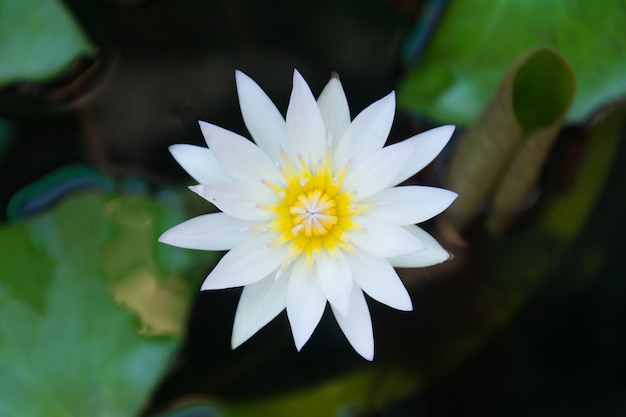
xmin=197 ymin=120 xmax=215 ymax=139
xmin=200 ymin=276 xmax=227 ymax=291
xmin=361 ymin=349 xmax=374 ymax=361
xmin=420 ymin=124 xmax=456 ymax=145
xmin=156 ymin=231 xmax=168 ymax=244
xmin=168 ymin=143 xmax=194 ymax=156
xmin=157 ymin=227 xmax=177 ymax=245
xmin=231 ymin=331 xmax=246 ymax=349
xmin=439 ymin=124 xmax=456 ymax=139
xmin=397 ymin=298 xmax=414 ymax=312
xmin=290 ymin=318 xmax=316 ymax=351
xmin=379 ymin=90 xmax=396 ymax=111
xmin=292 ymin=69 xmax=308 ymax=87
xmin=377 ymin=90 xmax=396 ymax=106
xmin=197 ymin=120 xmax=212 ymax=134
xmin=438 ymin=188 xmax=459 ymax=209
xmin=234 ymin=70 xmax=261 ymax=100
xmin=234 ymin=69 xmax=249 ymax=83
xmin=294 ymin=336 xmax=306 ymax=351
xmin=230 ymin=338 xmax=241 ymax=350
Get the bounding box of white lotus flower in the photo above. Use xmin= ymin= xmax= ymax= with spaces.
xmin=159 ymin=70 xmax=457 ymax=360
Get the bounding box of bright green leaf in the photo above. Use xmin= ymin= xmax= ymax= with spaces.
xmin=0 ymin=227 xmax=176 ymax=415
xmin=0 ymin=0 xmax=95 ymax=86
xmin=0 ymin=186 xmax=216 ymax=416
xmin=399 ymin=0 xmax=626 ymax=124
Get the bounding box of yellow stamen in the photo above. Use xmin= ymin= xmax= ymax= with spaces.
xmin=257 ymin=145 xmax=374 ymax=270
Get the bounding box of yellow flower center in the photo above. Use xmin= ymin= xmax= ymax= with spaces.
xmin=290 ymin=190 xmax=338 ymax=237
xmin=256 ymin=143 xmax=373 ymax=274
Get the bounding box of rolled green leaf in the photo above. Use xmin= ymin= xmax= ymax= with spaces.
xmin=445 ymin=47 xmax=574 ymax=234
xmin=487 ymin=48 xmax=575 ymax=235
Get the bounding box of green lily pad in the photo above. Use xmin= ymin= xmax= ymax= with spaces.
xmin=0 ymin=0 xmax=95 ymax=86
xmin=0 ymin=184 xmax=216 ymax=416
xmin=398 ymin=0 xmax=626 ymax=124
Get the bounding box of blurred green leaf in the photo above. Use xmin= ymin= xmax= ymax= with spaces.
xmin=0 ymin=260 xmax=176 ymax=417
xmin=148 ymin=404 xmax=223 ymax=417
xmin=399 ymin=0 xmax=626 ymax=124
xmin=156 ymin=369 xmax=418 ymax=417
xmin=0 ymin=188 xmax=216 ymax=416
xmin=102 ymin=191 xmax=216 ymax=338
xmin=445 ymin=47 xmax=574 ymax=234
xmin=0 ymin=0 xmax=95 ymax=86
xmin=486 ymin=103 xmax=626 ymax=308
xmin=540 ymin=107 xmax=625 ymax=240
xmin=230 ymin=369 xmax=417 ymax=417
xmin=0 ymin=222 xmax=53 ymax=311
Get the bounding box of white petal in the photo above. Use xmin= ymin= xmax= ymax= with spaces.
xmin=286 ymin=259 xmax=327 ymax=350
xmin=365 ymin=186 xmax=458 ymax=225
xmin=387 ymin=225 xmax=451 ymax=267
xmin=199 ymin=121 xmax=282 ymax=184
xmin=331 ymin=286 xmax=374 ymax=361
xmin=317 ymin=75 xmax=350 ymax=146
xmin=231 ymin=275 xmax=288 ymax=348
xmin=343 ymin=134 xmax=417 ymax=199
xmin=347 ymin=252 xmax=412 ymax=311
xmin=315 ymin=251 xmax=353 ymax=317
xmin=190 ymin=183 xmax=275 ymax=221
xmin=286 ymin=70 xmax=327 ymax=165
xmin=392 ymin=125 xmax=456 ymax=185
xmin=334 ymin=91 xmax=395 ymax=170
xmin=158 ymin=212 xmax=254 ymax=250
xmin=201 ymin=234 xmax=287 ymax=290
xmin=169 ymin=144 xmax=231 ymax=184
xmin=235 ymin=70 xmax=287 ymax=163
xmin=348 ymin=216 xmax=425 ymax=258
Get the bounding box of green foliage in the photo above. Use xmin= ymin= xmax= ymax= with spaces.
xmin=0 ymin=0 xmax=95 ymax=86
xmin=487 ymin=104 xmax=626 ymax=308
xmin=0 ymin=189 xmax=216 ymax=416
xmin=512 ymin=48 xmax=575 ymax=131
xmin=229 ymin=369 xmax=417 ymax=417
xmin=399 ymin=0 xmax=626 ymax=124
xmin=445 ymin=47 xmax=575 ymax=234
